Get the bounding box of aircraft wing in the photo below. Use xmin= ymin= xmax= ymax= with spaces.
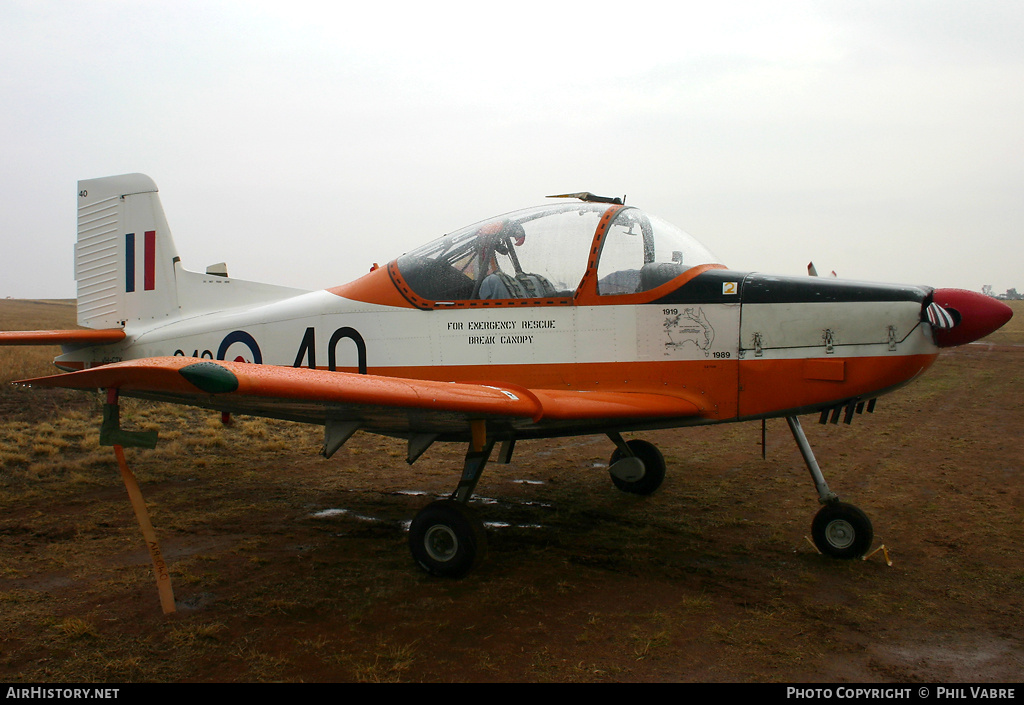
xmin=18 ymin=357 xmax=703 ymax=438
xmin=0 ymin=329 xmax=126 ymax=345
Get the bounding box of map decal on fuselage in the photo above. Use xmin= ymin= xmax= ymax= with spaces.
xmin=636 ymin=302 xmax=739 ymax=362
xmin=663 ymin=307 xmax=715 ymax=355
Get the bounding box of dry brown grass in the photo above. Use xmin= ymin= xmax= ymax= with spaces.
xmin=0 ymin=299 xmax=78 ymax=383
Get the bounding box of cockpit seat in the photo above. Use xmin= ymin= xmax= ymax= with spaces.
xmin=597 ymin=269 xmax=641 ymax=295
xmin=479 ymin=271 xmax=558 ymax=299
xmin=401 ymin=256 xmax=475 ymax=301
xmin=639 ymin=262 xmax=684 ymax=291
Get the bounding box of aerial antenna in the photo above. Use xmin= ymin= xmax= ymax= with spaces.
xmin=548 ymin=192 xmax=625 ymax=205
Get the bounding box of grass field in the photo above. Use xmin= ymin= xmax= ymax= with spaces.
xmin=0 ymin=300 xmax=77 ymax=383
xmin=1 ymin=299 xmax=1022 ymax=682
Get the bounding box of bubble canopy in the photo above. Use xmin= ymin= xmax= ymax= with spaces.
xmin=393 ymin=202 xmax=722 ymax=306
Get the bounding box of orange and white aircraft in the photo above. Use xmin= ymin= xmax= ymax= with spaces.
xmin=2 ymin=173 xmax=1013 ymax=578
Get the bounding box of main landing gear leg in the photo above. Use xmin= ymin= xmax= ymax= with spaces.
xmin=786 ymin=416 xmax=874 ymax=559
xmin=408 ymin=421 xmax=493 ymax=577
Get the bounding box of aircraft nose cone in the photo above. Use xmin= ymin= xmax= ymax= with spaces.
xmin=930 ymin=288 xmax=1014 ymax=347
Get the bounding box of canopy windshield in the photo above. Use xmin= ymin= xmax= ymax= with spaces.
xmin=596 ymin=207 xmax=720 ymax=296
xmin=394 ymin=202 xmax=720 ymax=304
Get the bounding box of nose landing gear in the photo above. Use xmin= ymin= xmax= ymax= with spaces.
xmin=787 ymin=415 xmax=874 ymax=559
xmin=811 ymin=501 xmax=874 ymax=559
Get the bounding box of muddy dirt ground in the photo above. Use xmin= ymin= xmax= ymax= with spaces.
xmin=0 ymin=302 xmax=1021 ymax=682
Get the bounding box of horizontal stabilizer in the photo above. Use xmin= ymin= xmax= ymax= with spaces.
xmin=0 ymin=329 xmax=126 ymax=346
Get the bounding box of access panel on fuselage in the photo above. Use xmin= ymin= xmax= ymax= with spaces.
xmin=734 ymin=273 xmax=936 ymax=420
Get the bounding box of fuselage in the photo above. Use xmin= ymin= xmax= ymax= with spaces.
xmin=56 ymin=266 xmax=940 ymax=434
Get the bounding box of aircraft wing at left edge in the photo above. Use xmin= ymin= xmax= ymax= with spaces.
xmin=17 ymin=357 xmax=703 ymax=433
xmin=0 ymin=329 xmax=126 ymax=346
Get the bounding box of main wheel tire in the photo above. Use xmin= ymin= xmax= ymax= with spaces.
xmin=409 ymin=500 xmax=487 ymax=577
xmin=811 ymin=502 xmax=873 ymax=559
xmin=609 ymin=439 xmax=666 ymax=495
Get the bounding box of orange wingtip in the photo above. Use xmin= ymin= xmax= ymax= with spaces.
xmin=0 ymin=329 xmax=126 ymax=346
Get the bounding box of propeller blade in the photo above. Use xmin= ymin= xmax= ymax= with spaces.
xmin=925 ymin=302 xmax=956 ymax=329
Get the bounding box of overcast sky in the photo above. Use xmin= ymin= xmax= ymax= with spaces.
xmin=2 ymin=1 xmax=1022 ymax=299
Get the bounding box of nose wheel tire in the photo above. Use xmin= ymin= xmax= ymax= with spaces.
xmin=811 ymin=502 xmax=873 ymax=559
xmin=608 ymin=439 xmax=666 ymax=495
xmin=409 ymin=499 xmax=487 ymax=577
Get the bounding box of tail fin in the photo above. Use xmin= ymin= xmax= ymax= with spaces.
xmin=75 ymin=174 xmax=307 ymax=330
xmin=76 ymin=174 xmax=180 ymax=328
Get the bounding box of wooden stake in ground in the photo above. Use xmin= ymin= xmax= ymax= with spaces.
xmin=100 ymin=389 xmax=173 ymax=614
xmin=113 ymin=444 xmax=176 ymax=614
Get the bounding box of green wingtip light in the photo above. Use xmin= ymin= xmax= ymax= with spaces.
xmin=179 ymin=362 xmax=239 ymax=394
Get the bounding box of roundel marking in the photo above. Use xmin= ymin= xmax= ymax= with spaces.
xmin=217 ymin=330 xmax=263 ymax=364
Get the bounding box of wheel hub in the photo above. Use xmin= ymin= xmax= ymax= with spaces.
xmin=824 ymin=519 xmax=855 ymax=549
xmin=424 ymin=524 xmax=459 ymax=562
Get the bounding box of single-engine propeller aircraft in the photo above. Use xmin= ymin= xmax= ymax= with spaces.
xmin=1 ymin=174 xmax=1013 ymax=581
